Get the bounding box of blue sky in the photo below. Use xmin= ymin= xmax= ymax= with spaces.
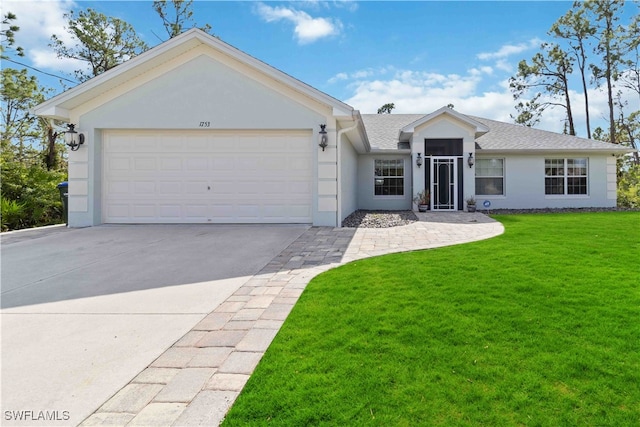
xmin=4 ymin=1 xmax=639 ymax=135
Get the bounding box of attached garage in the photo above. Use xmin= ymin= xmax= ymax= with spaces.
xmin=32 ymin=29 xmax=366 ymax=228
xmin=103 ymin=130 xmax=313 ymax=224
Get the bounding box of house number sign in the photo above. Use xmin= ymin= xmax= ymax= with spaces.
xmin=199 ymin=121 xmax=211 ymax=127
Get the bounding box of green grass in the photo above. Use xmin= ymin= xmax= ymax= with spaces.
xmin=223 ymin=212 xmax=640 ymax=426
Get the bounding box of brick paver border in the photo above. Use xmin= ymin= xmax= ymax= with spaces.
xmin=81 ymin=214 xmax=503 ymax=426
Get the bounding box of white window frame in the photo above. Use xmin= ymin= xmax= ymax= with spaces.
xmin=545 ymin=158 xmax=588 ymax=196
xmin=374 ymin=159 xmax=405 ymax=198
xmin=475 ymin=158 xmax=505 ymax=196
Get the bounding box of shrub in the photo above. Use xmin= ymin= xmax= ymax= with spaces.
xmin=618 ymin=164 xmax=640 ymax=208
xmin=1 ymin=197 xmax=26 ymax=231
xmin=0 ymin=159 xmax=66 ymax=231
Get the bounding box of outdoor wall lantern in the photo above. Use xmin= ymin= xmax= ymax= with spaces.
xmin=318 ymin=124 xmax=328 ymax=151
xmin=65 ymin=123 xmax=85 ymax=151
xmin=416 ymin=153 xmax=423 ymax=168
xmin=467 ymin=152 xmax=475 ymax=168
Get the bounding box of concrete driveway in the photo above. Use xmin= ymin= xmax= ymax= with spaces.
xmin=1 ymin=224 xmax=308 ymax=426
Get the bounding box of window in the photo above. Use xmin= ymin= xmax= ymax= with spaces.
xmin=476 ymin=158 xmax=504 ymax=195
xmin=374 ymin=159 xmax=404 ymax=196
xmin=545 ymin=158 xmax=588 ymax=195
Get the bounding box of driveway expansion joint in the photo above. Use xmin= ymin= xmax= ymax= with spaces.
xmin=80 ymin=213 xmax=503 ymax=426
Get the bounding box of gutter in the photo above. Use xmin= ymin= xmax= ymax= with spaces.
xmin=336 ymin=115 xmax=361 ymax=228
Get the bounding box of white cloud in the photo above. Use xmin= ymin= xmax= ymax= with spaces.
xmin=342 ymin=67 xmax=507 ymax=118
xmin=469 ymin=66 xmax=493 ymax=76
xmin=341 ymin=68 xmax=611 ymax=134
xmin=332 ymin=0 xmax=359 ymax=13
xmin=495 ymin=59 xmax=513 ymax=73
xmin=477 ymin=38 xmax=543 ymax=61
xmin=3 ymin=0 xmax=87 ymax=77
xmin=335 ymin=64 xmax=621 ymax=135
xmin=328 ymin=72 xmax=349 ymax=84
xmin=476 ymin=38 xmax=542 ymax=75
xmin=255 ymin=2 xmax=342 ymax=44
xmin=328 ymin=67 xmax=391 ymax=84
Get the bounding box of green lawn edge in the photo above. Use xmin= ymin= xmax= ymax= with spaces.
xmin=223 ymin=212 xmax=640 ymax=426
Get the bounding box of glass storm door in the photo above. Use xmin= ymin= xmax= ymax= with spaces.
xmin=431 ymin=157 xmax=458 ymax=211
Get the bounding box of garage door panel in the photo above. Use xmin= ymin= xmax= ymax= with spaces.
xmin=104 ymin=130 xmax=312 ymax=223
xmin=237 ymin=158 xmax=260 ymax=171
xmin=185 ymin=204 xmax=208 ymax=219
xmin=107 ymin=157 xmax=131 ymax=172
xmin=159 ymin=205 xmax=181 ymax=218
xmin=133 ymin=204 xmax=156 ymax=218
xmin=158 ymin=158 xmax=182 ymax=171
xmin=211 ymin=205 xmax=234 ymax=218
xmin=185 ymin=157 xmax=208 ymax=170
xmin=133 ymin=157 xmax=157 ymax=171
xmin=289 ymin=180 xmax=312 ymax=194
xmin=212 ymin=157 xmax=235 ymax=170
xmin=289 ymin=156 xmax=312 ymax=171
xmin=184 ymin=181 xmax=208 ymax=194
xmin=185 ymin=136 xmax=208 ymax=151
xmin=211 ymin=181 xmax=237 ymax=194
xmin=107 ymin=181 xmax=131 ymax=195
xmin=158 ymin=182 xmax=182 ymax=194
xmin=133 ymin=181 xmax=156 ymax=194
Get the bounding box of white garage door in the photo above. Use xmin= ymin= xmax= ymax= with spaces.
xmin=103 ymin=130 xmax=313 ymax=223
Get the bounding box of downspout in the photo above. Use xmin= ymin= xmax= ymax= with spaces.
xmin=336 ymin=116 xmax=360 ymax=228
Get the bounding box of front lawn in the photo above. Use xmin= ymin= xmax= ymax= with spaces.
xmin=223 ymin=212 xmax=640 ymax=426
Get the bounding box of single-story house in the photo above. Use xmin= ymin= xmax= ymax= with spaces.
xmin=34 ymin=29 xmax=633 ymax=228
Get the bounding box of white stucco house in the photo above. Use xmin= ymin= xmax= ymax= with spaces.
xmin=34 ymin=29 xmax=633 ymax=228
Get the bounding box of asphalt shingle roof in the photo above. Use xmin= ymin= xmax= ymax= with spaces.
xmin=361 ymin=114 xmax=423 ymax=150
xmin=470 ymin=116 xmax=628 ymax=152
xmin=361 ymin=113 xmax=631 ymax=152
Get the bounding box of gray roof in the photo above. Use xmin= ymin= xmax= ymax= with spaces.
xmin=361 ymin=113 xmax=632 ymax=153
xmin=361 ymin=114 xmax=422 ymax=150
xmin=470 ymin=116 xmax=629 ymax=152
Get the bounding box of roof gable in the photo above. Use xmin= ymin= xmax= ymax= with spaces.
xmin=401 ymin=106 xmax=489 ymax=136
xmin=33 ymin=29 xmax=355 ymax=120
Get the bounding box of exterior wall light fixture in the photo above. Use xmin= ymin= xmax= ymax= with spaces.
xmin=65 ymin=123 xmax=85 ymax=151
xmin=467 ymin=152 xmax=475 ymax=168
xmin=318 ymin=124 xmax=328 ymax=151
xmin=416 ymin=153 xmax=423 ymax=168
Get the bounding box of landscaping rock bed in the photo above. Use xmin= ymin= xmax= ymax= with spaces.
xmin=341 ymin=207 xmax=637 ymax=228
xmin=342 ymin=210 xmax=418 ymax=228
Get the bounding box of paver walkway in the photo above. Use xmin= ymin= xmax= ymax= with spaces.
xmin=81 ymin=212 xmax=503 ymax=426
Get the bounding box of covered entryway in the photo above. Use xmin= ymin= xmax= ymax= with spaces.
xmin=430 ymin=157 xmax=460 ymax=211
xmin=424 ymin=138 xmax=464 ymax=211
xmin=103 ymin=129 xmax=313 ymax=224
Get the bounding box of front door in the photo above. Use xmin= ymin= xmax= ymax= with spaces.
xmin=430 ymin=157 xmax=458 ymax=211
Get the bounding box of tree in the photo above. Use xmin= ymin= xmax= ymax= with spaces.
xmin=583 ymin=0 xmax=627 ymax=144
xmin=617 ymin=13 xmax=640 ymax=100
xmin=512 ymin=97 xmax=543 ymax=127
xmin=1 ymin=70 xmax=66 ymax=230
xmin=377 ymin=103 xmax=395 ymax=114
xmin=50 ymin=8 xmax=148 ymax=82
xmin=39 ymin=118 xmax=66 ymax=171
xmin=509 ymin=42 xmax=576 ymax=135
xmin=1 ymin=68 xmax=44 ymax=161
xmin=1 ymin=12 xmax=24 ymax=57
xmin=550 ymin=6 xmax=597 ymax=138
xmin=152 ymin=0 xmax=212 ymax=39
